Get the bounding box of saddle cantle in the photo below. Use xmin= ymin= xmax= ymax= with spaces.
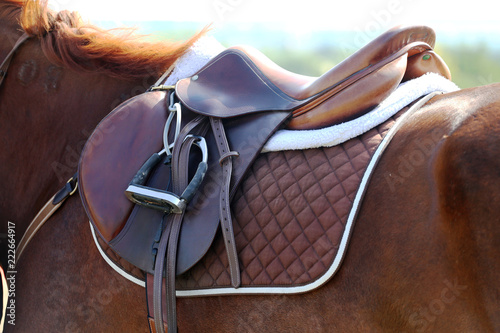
xmin=78 ymin=25 xmax=451 ymax=332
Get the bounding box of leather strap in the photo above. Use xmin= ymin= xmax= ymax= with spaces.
xmin=165 ymin=213 xmax=184 ymax=333
xmin=0 ymin=33 xmax=30 ymax=88
xmin=152 ymin=215 xmax=172 ymax=333
xmin=16 ymin=174 xmax=78 ymax=262
xmin=210 ymin=117 xmax=241 ymax=287
xmin=0 ymin=175 xmax=77 ymax=333
xmin=0 ymin=32 xmax=31 ymax=333
xmin=152 ymin=117 xmax=207 ymax=333
xmin=166 ymin=135 xmax=198 ymax=333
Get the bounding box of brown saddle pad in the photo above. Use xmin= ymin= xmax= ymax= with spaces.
xmin=91 ymin=110 xmax=402 ymax=293
xmin=175 ymin=117 xmax=396 ymax=291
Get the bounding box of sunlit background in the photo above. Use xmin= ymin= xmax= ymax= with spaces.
xmin=51 ymin=0 xmax=500 ymax=88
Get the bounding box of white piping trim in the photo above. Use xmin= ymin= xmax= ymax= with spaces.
xmin=89 ymin=222 xmax=145 ymax=287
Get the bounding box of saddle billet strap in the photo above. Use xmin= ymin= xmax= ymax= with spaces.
xmin=210 ymin=117 xmax=241 ymax=288
xmin=153 ymin=119 xmax=207 ymax=333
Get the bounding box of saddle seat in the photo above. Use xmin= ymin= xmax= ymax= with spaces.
xmin=176 ymin=25 xmax=450 ymax=130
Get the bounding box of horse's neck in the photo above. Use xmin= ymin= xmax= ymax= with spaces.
xmin=0 ymin=37 xmax=150 ymax=231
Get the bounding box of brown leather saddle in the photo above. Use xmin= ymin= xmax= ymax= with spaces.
xmin=78 ymin=26 xmax=450 ymax=332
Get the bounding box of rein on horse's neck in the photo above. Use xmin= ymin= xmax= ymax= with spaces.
xmin=0 ymin=32 xmax=30 ymax=87
xmin=0 ymin=32 xmax=80 ymax=264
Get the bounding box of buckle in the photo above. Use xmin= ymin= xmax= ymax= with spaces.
xmin=52 ymin=173 xmax=78 ymax=205
xmin=125 ymin=135 xmax=208 ymax=214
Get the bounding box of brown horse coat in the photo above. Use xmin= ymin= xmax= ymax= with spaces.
xmin=1 ymin=1 xmax=499 ymax=332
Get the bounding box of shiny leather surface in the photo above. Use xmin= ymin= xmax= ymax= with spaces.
xmin=79 ymin=91 xmax=167 ymax=241
xmin=288 ymin=54 xmax=407 ymax=129
xmin=230 ymin=25 xmax=435 ymax=100
xmin=403 ymin=50 xmax=451 ymax=81
xmin=176 ymin=25 xmax=440 ymax=130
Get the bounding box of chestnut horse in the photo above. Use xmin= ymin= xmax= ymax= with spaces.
xmin=1 ymin=1 xmax=499 ymax=332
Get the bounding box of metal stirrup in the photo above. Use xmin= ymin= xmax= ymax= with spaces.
xmin=125 ymin=135 xmax=208 ymax=214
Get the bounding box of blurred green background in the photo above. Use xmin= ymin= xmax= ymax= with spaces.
xmin=69 ymin=0 xmax=500 ymax=90
xmin=147 ymin=22 xmax=500 ymax=89
xmin=97 ymin=20 xmax=500 ymax=89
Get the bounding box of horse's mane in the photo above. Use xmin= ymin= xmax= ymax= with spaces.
xmin=0 ymin=0 xmax=206 ymax=80
xmin=0 ymin=0 xmax=23 ymax=19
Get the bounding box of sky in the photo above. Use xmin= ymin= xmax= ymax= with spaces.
xmin=50 ymin=0 xmax=499 ymax=33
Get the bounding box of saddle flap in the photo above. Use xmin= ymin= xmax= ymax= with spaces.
xmin=175 ymin=49 xmax=300 ymax=118
xmin=79 ymin=91 xmax=168 ymax=242
xmin=79 ymin=87 xmax=291 ymax=275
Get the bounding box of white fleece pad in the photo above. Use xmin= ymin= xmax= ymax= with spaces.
xmin=164 ymin=36 xmax=225 ymax=86
xmin=165 ymin=37 xmax=460 ymax=152
xmin=263 ymin=73 xmax=460 ymax=152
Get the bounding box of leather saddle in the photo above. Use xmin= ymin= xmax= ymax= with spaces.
xmin=78 ymin=26 xmax=450 ymax=332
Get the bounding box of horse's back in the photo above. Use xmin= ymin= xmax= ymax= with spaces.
xmin=366 ymin=84 xmax=500 ymax=331
xmin=433 ymin=84 xmax=500 ymax=329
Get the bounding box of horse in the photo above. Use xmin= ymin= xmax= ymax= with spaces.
xmin=1 ymin=1 xmax=499 ymax=332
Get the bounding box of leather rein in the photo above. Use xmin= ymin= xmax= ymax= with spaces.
xmin=0 ymin=33 xmax=30 ymax=87
xmin=0 ymin=32 xmax=79 ymax=263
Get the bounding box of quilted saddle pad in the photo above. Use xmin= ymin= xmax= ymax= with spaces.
xmin=93 ymin=108 xmax=407 ymax=296
xmin=172 ymin=113 xmax=399 ymax=296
